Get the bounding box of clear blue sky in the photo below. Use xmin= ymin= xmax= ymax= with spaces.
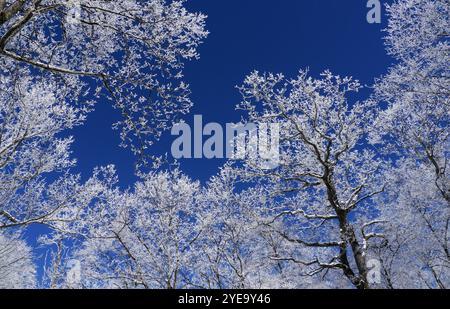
xmin=28 ymin=0 xmax=396 ymax=283
xmin=68 ymin=0 xmax=393 ymax=187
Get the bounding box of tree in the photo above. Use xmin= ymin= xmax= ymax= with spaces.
xmin=0 ymin=0 xmax=208 ymax=288
xmin=235 ymin=70 xmax=386 ymax=289
xmin=370 ymin=159 xmax=450 ymax=289
xmin=373 ymin=0 xmax=449 ymax=204
xmin=369 ymin=0 xmax=450 ymax=289
xmin=0 ymin=232 xmax=36 ymax=288
xmin=72 ymin=167 xmax=204 ymax=289
xmin=0 ymin=63 xmax=93 ymax=230
xmin=69 ymin=165 xmax=302 ymax=289
xmin=0 ymin=0 xmax=208 ymax=160
xmin=1 ymin=0 xmax=448 ymax=290
xmin=194 ymin=166 xmax=296 ymax=289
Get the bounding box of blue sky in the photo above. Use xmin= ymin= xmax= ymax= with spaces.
xmin=24 ymin=0 xmax=398 ymax=283
xmin=68 ymin=0 xmax=394 ymax=187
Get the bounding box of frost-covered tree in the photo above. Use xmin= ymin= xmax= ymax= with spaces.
xmin=371 ymin=160 xmax=450 ymax=289
xmin=0 ymin=0 xmax=208 ymax=281
xmin=370 ymin=0 xmax=450 ymax=289
xmin=1 ymin=0 xmax=448 ymax=291
xmin=0 ymin=0 xmax=207 ymax=159
xmin=71 ymin=166 xmax=302 ymax=289
xmin=235 ymin=70 xmax=386 ymax=289
xmin=0 ymin=64 xmax=94 ymax=230
xmin=374 ymin=0 xmax=449 ymax=203
xmin=194 ymin=166 xmax=297 ymax=289
xmin=0 ymin=232 xmax=35 ymax=288
xmin=72 ymin=167 xmax=204 ymax=289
